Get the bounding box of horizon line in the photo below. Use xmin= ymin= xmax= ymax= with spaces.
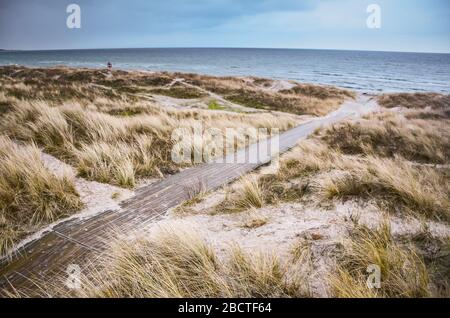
xmin=2 ymin=46 xmax=450 ymax=55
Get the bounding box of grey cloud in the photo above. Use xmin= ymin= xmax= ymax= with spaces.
xmin=0 ymin=0 xmax=318 ymax=49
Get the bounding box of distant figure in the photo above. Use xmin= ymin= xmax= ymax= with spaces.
xmin=107 ymin=61 xmax=112 ymax=70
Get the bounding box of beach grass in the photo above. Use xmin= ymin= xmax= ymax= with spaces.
xmin=329 ymin=220 xmax=430 ymax=298
xmin=212 ymin=97 xmax=450 ymax=222
xmin=19 ymin=224 xmax=310 ymax=298
xmin=0 ymin=67 xmax=303 ymax=188
xmin=0 ymin=136 xmax=83 ymax=256
xmin=2 ymin=65 xmax=448 ymax=299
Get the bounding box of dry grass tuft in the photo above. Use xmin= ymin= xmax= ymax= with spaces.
xmin=378 ymin=93 xmax=450 ymax=110
xmin=31 ymin=225 xmax=310 ymax=298
xmin=319 ymin=112 xmax=450 ymax=164
xmin=213 ymin=176 xmax=265 ymax=213
xmin=0 ymin=136 xmax=83 ymax=256
xmin=402 ymin=229 xmax=450 ymax=297
xmin=279 ymin=83 xmax=355 ymax=100
xmin=318 ymin=156 xmax=450 ymax=221
xmin=226 ymin=246 xmax=306 ymax=297
xmin=329 ymin=220 xmax=430 ymax=298
xmin=236 ymin=176 xmax=265 ymax=210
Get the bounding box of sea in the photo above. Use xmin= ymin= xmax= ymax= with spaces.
xmin=0 ymin=48 xmax=449 ymax=93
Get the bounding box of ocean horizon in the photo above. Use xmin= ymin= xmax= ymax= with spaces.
xmin=1 ymin=47 xmax=449 ymax=93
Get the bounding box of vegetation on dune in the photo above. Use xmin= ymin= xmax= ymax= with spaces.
xmin=215 ymin=170 xmax=309 ymax=214
xmin=223 ymin=87 xmax=349 ymax=116
xmin=0 ymin=66 xmax=172 ymax=103
xmin=149 ymin=86 xmax=207 ymax=99
xmin=0 ymin=89 xmax=296 ymax=189
xmin=405 ymin=232 xmax=450 ymax=297
xmin=212 ymin=98 xmax=450 ymax=222
xmin=378 ymin=93 xmax=450 ymax=121
xmin=201 ymin=93 xmax=449 ymax=297
xmin=3 ymin=67 xmax=449 ymax=298
xmin=0 ymin=66 xmax=353 ymax=117
xmin=318 ymin=112 xmax=450 ymax=164
xmin=329 ymin=220 xmax=430 ymax=298
xmin=207 ymin=100 xmax=227 ymax=111
xmin=233 ymin=176 xmax=265 ymax=210
xmin=28 ymin=225 xmax=310 ymax=298
xmin=329 ymin=218 xmax=449 ymax=298
xmin=179 ymin=73 xmax=354 ymax=116
xmin=251 ymin=77 xmax=274 ymax=88
xmin=0 ymin=67 xmax=448 ymax=299
xmin=0 ymin=65 xmax=303 ymax=269
xmin=0 ymin=136 xmax=83 ymax=256
xmin=378 ymin=92 xmax=450 ymax=110
xmin=105 ymin=106 xmax=148 ymax=117
xmin=279 ymin=83 xmax=355 ymax=100
xmin=0 ymin=99 xmax=12 ymax=115
xmin=318 ymin=156 xmax=449 ymax=221
xmin=188 ymin=94 xmax=450 ymax=298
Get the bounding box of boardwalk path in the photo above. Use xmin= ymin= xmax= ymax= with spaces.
xmin=0 ymin=96 xmax=378 ymax=293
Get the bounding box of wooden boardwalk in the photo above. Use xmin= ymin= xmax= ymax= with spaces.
xmin=0 ymin=96 xmax=376 ymax=294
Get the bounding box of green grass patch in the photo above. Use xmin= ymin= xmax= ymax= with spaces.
xmin=208 ymin=100 xmax=227 ymax=111
xmin=150 ymin=87 xmax=206 ymax=99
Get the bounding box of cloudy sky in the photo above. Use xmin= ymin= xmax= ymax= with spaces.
xmin=0 ymin=0 xmax=449 ymax=52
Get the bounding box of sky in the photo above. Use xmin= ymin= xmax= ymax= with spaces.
xmin=0 ymin=0 xmax=449 ymax=53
